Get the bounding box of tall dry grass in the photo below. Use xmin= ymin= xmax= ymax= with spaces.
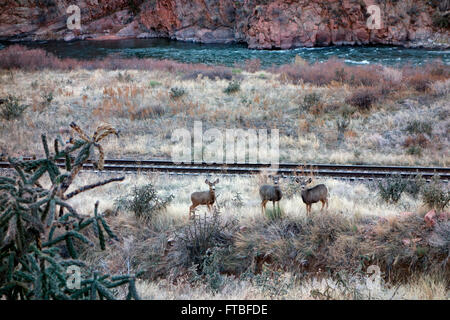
xmin=0 ymin=45 xmax=233 ymax=76
xmin=70 ymin=172 xmax=449 ymax=300
xmin=0 ymin=46 xmax=449 ymax=166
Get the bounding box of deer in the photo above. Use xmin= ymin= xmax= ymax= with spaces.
xmin=189 ymin=178 xmax=219 ymax=219
xmin=259 ymin=175 xmax=283 ymax=215
xmin=295 ymin=177 xmax=328 ymax=215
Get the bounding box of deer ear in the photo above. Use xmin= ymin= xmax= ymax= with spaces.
xmin=214 ymin=178 xmax=219 ymax=184
xmin=205 ymin=179 xmax=210 ymax=184
xmin=307 ymin=178 xmax=312 ymax=184
xmin=295 ymin=177 xmax=300 ymax=183
xmin=268 ymin=174 xmax=272 ymax=179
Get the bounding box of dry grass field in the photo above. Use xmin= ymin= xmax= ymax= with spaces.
xmin=0 ymin=46 xmax=449 ymax=300
xmin=62 ymin=172 xmax=449 ymax=300
xmin=0 ymin=46 xmax=449 ymax=166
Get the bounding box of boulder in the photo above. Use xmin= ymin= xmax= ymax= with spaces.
xmin=424 ymin=210 xmax=450 ymax=227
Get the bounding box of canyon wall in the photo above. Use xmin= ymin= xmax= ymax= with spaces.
xmin=0 ymin=0 xmax=449 ymax=48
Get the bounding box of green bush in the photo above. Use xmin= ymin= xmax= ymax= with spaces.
xmin=189 ymin=247 xmax=229 ymax=293
xmin=127 ymin=0 xmax=142 ymax=15
xmin=245 ymin=267 xmax=293 ymax=299
xmin=258 ymin=73 xmax=268 ymax=79
xmin=404 ymin=175 xmax=426 ymax=197
xmin=0 ymin=95 xmax=28 ymax=120
xmin=149 ymin=80 xmax=162 ymax=88
xmin=432 ymin=12 xmax=450 ymax=29
xmin=115 ymin=184 xmax=173 ymax=223
xmin=265 ymin=206 xmax=284 ymax=221
xmin=231 ymin=192 xmax=244 ymax=208
xmin=377 ymin=174 xmax=407 ymax=203
xmin=301 ymin=92 xmax=321 ymax=111
xmin=169 ymin=87 xmax=186 ymax=99
xmin=345 ymin=88 xmax=379 ymax=111
xmin=406 ymin=145 xmax=422 ymax=157
xmin=405 ymin=120 xmax=433 ymax=136
xmin=223 ymin=80 xmax=241 ymax=94
xmin=117 ymin=72 xmax=133 ymax=82
xmin=167 ymin=211 xmax=239 ymax=278
xmin=421 ymin=176 xmax=450 ymax=212
xmin=42 ymin=91 xmax=54 ymax=107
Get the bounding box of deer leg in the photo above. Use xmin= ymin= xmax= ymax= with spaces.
xmin=320 ymin=200 xmax=325 ymax=212
xmin=272 ymin=201 xmax=275 ymax=212
xmin=189 ymin=204 xmax=198 ymax=219
xmin=261 ymin=200 xmax=268 ymax=215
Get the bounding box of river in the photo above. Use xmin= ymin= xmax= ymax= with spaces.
xmin=1 ymin=38 xmax=449 ymax=67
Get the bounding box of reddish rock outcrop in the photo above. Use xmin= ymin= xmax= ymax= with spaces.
xmin=0 ymin=0 xmax=449 ymax=48
xmin=424 ymin=210 xmax=449 ymax=228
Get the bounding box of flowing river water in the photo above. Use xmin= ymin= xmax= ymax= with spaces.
xmin=1 ymin=38 xmax=449 ymax=67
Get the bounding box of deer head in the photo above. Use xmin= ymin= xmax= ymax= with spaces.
xmin=268 ymin=175 xmax=281 ymax=186
xmin=205 ymin=178 xmax=220 ymax=191
xmin=295 ymin=177 xmax=312 ymax=190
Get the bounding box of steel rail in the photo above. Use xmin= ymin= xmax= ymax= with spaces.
xmin=1 ymin=158 xmax=448 ymax=180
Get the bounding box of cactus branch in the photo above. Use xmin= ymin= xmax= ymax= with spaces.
xmin=64 ymin=177 xmax=125 ymax=200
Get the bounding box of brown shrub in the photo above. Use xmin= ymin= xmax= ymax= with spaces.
xmin=131 ymin=105 xmax=166 ymax=119
xmin=275 ymin=58 xmax=381 ymax=86
xmin=406 ymin=73 xmax=432 ymax=92
xmin=276 ymin=59 xmax=449 ymax=90
xmin=244 ymin=58 xmax=262 ymax=73
xmin=182 ymin=67 xmax=233 ymax=81
xmin=401 ymin=61 xmax=450 ymax=92
xmin=344 ymin=65 xmax=381 ymax=86
xmin=0 ymin=45 xmax=233 ymax=77
xmin=403 ymin=134 xmax=430 ymax=148
xmin=345 ymin=87 xmax=380 ymax=111
xmin=0 ymin=45 xmax=78 ymax=70
xmin=427 ymin=60 xmax=450 ymax=77
xmin=322 ymin=104 xmax=341 ymax=113
xmin=275 ymin=59 xmax=340 ymax=85
xmin=310 ymin=104 xmax=325 ymax=116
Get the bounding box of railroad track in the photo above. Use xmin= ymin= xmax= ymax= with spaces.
xmin=0 ymin=158 xmax=449 ymax=180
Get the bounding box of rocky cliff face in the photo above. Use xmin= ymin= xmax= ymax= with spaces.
xmin=0 ymin=0 xmax=449 ymax=48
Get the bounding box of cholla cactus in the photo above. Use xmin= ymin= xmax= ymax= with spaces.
xmin=0 ymin=123 xmax=140 ymax=300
